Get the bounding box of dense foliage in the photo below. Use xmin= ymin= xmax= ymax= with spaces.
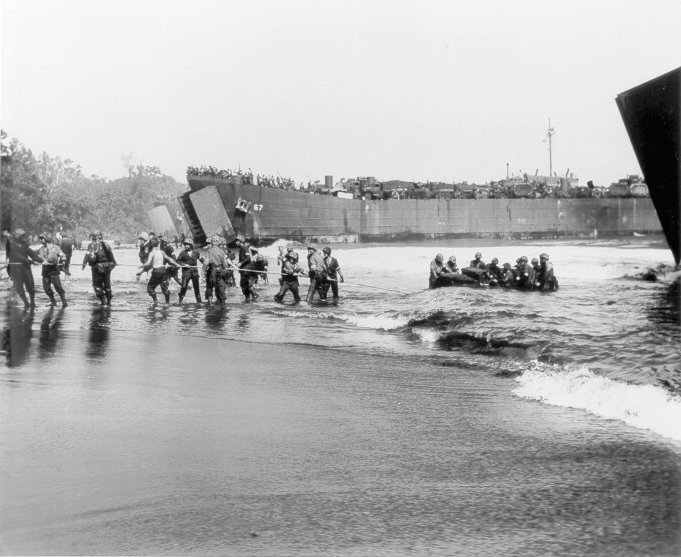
xmin=0 ymin=130 xmax=186 ymax=242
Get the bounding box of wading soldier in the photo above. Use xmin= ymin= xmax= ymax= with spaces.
xmin=5 ymin=228 xmax=41 ymax=307
xmin=305 ymin=245 xmax=326 ymax=302
xmin=235 ymin=235 xmax=259 ymax=302
xmin=273 ymin=250 xmax=305 ymax=304
xmin=203 ymin=235 xmax=231 ymax=304
xmin=320 ymin=247 xmax=344 ymax=300
xmin=176 ymin=238 xmax=203 ymax=303
xmin=136 ymin=237 xmax=180 ymax=303
xmin=37 ymin=232 xmax=68 ymax=307
xmin=54 ymin=232 xmax=74 ymax=276
xmin=82 ymin=230 xmax=117 ymax=306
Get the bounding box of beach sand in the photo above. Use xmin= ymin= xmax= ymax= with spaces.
xmin=2 ymin=319 xmax=679 ymax=555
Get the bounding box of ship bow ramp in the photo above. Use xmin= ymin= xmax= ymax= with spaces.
xmin=617 ymin=66 xmax=681 ymax=264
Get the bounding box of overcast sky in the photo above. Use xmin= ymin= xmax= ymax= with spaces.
xmin=2 ymin=0 xmax=680 ymax=186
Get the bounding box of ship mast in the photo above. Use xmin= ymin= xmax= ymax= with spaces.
xmin=546 ymin=118 xmax=555 ymax=177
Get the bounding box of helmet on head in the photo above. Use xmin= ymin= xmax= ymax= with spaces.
xmin=520 ymin=256 xmax=528 ymax=262
xmin=39 ymin=232 xmax=52 ymax=242
xmin=286 ymin=251 xmax=299 ymax=262
xmin=235 ymin=234 xmax=245 ymax=243
xmin=307 ymin=244 xmax=316 ymax=251
xmin=540 ymin=253 xmax=549 ymax=260
xmin=148 ymin=237 xmax=160 ymax=248
xmin=491 ymin=257 xmax=499 ymax=264
xmin=531 ymin=258 xmax=539 ymax=265
xmin=435 ymin=253 xmax=444 ymax=263
xmin=183 ymin=238 xmax=193 ymax=247
xmin=503 ymin=263 xmax=512 ymax=270
xmin=14 ymin=228 xmax=26 ymax=238
xmin=448 ymin=256 xmax=456 ymax=263
xmin=94 ymin=230 xmax=103 ymax=239
xmin=322 ymin=247 xmax=331 ymax=255
xmin=475 ymin=252 xmax=482 ymax=258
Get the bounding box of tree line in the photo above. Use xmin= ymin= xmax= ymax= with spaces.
xmin=0 ymin=130 xmax=186 ymax=243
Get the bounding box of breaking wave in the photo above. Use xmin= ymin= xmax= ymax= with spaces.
xmin=513 ymin=362 xmax=681 ymax=442
xmin=269 ymin=309 xmax=409 ymax=330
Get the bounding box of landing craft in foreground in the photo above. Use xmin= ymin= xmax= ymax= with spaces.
xmin=616 ymin=65 xmax=680 ymax=265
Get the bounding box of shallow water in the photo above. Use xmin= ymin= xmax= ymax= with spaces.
xmin=1 ymin=237 xmax=680 ymax=555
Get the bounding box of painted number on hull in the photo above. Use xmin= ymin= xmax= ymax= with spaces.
xmin=253 ymin=204 xmax=264 ymax=211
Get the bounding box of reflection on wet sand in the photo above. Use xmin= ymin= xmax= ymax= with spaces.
xmin=2 ymin=304 xmax=35 ymax=367
xmin=38 ymin=307 xmax=64 ymax=359
xmin=87 ymin=307 xmax=111 ymax=360
xmin=204 ymin=305 xmax=229 ymax=332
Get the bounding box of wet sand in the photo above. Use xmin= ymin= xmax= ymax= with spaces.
xmin=1 ymin=317 xmax=680 ymax=555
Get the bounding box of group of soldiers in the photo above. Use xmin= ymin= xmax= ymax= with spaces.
xmin=430 ymin=251 xmax=558 ymax=290
xmin=134 ymin=232 xmax=344 ymax=306
xmin=2 ymin=228 xmax=116 ymax=308
xmin=273 ymin=244 xmax=344 ymax=304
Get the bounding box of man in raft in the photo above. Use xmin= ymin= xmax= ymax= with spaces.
xmin=537 ymin=253 xmax=559 ymax=290
xmin=429 ymin=253 xmax=446 ymax=288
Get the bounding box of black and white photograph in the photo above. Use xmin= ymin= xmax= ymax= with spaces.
xmin=1 ymin=0 xmax=680 ymax=555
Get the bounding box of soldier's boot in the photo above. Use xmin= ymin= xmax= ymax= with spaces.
xmin=59 ymin=293 xmax=68 ymax=308
xmin=105 ymin=294 xmax=112 ymax=306
xmin=29 ymin=293 xmax=36 ymax=308
xmin=195 ymin=294 xmax=202 ymax=303
xmin=150 ymin=293 xmax=158 ymax=304
xmin=18 ymin=292 xmax=30 ymax=308
xmin=164 ymin=292 xmax=170 ymax=303
xmin=47 ymin=293 xmax=57 ymax=306
xmin=178 ymin=294 xmax=184 ymax=303
xmin=96 ymin=294 xmax=105 ymax=305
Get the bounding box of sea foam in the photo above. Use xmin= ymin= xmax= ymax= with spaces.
xmin=513 ymin=363 xmax=681 ymax=442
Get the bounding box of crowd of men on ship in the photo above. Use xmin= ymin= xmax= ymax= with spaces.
xmin=429 ymin=251 xmax=558 ymax=291
xmin=2 ymin=228 xmax=344 ymax=308
xmin=187 ymin=165 xmax=647 ymax=201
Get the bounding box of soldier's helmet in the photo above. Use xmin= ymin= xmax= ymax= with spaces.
xmin=475 ymin=252 xmax=482 ymax=258
xmin=540 ymin=253 xmax=550 ymax=260
xmin=286 ymin=252 xmax=299 ymax=262
xmin=448 ymin=256 xmax=457 ymax=263
xmin=435 ymin=253 xmax=444 ymax=263
xmin=322 ymin=247 xmax=331 ymax=255
xmin=491 ymin=257 xmax=499 ymax=264
xmin=39 ymin=232 xmax=52 ymax=242
xmin=14 ymin=228 xmax=26 ymax=238
xmin=94 ymin=230 xmax=103 ymax=239
xmin=235 ymin=234 xmax=245 ymax=243
xmin=531 ymin=258 xmax=539 ymax=265
xmin=520 ymin=256 xmax=528 ymax=263
xmin=503 ymin=263 xmax=512 ymax=269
